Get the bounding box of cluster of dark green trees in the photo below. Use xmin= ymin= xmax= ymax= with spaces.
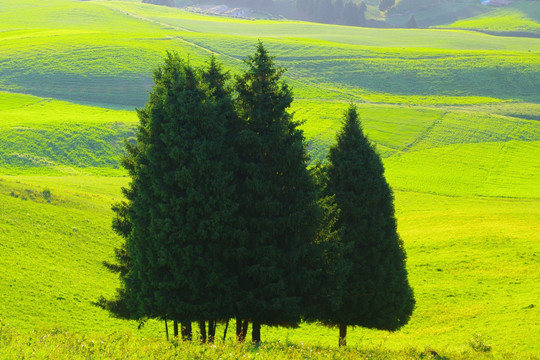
xmin=378 ymin=0 xmax=395 ymax=13
xmin=296 ymin=0 xmax=367 ymax=26
xmin=98 ymin=43 xmax=414 ymax=346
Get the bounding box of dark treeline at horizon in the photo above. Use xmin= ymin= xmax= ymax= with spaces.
xmin=296 ymin=0 xmax=367 ymax=26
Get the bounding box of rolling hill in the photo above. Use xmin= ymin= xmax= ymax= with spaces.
xmin=0 ymin=0 xmax=539 ymax=358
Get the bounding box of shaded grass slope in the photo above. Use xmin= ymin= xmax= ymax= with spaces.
xmin=0 ymin=92 xmax=137 ymax=173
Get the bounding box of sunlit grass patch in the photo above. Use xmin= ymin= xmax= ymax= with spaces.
xmin=0 ymin=92 xmax=137 ymax=169
xmin=443 ymin=1 xmax=540 ymax=34
xmin=385 ymin=140 xmax=540 ymax=198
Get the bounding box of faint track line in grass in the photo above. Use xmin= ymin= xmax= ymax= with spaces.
xmin=170 ymin=35 xmax=241 ymax=59
xmin=92 ymin=7 xmax=364 ymax=101
xmin=94 ymin=10 xmax=248 ymax=63
xmin=483 ymin=142 xmax=508 ymax=190
xmin=400 ymin=112 xmax=444 ymax=153
xmin=105 ymin=6 xmax=196 ymax=33
xmin=164 ymin=35 xmax=354 ymax=101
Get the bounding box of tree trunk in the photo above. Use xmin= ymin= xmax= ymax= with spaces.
xmin=339 ymin=324 xmax=347 ymax=347
xmin=164 ymin=318 xmax=169 ymax=341
xmin=199 ymin=320 xmax=206 ymax=343
xmin=252 ymin=321 xmax=261 ymax=344
xmin=173 ymin=320 xmax=179 ymax=338
xmin=208 ymin=319 xmax=216 ymax=343
xmin=236 ymin=317 xmax=244 ymax=342
xmin=223 ymin=319 xmax=230 ymax=341
xmin=242 ymin=319 xmax=249 ymax=342
xmin=181 ymin=322 xmax=192 ymax=341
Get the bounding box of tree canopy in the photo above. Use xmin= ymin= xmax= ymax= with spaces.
xmin=101 ymin=47 xmax=414 ymax=347
xmin=110 ymin=52 xmax=243 ymax=329
xmin=234 ymin=42 xmax=321 ymax=342
xmin=323 ymin=104 xmax=415 ymax=346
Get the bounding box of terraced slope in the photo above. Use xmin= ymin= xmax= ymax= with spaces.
xmin=0 ymin=92 xmax=136 ymax=173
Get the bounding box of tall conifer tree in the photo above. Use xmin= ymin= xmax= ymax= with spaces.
xmin=234 ymin=42 xmax=320 ymax=343
xmin=110 ymin=52 xmax=241 ymax=332
xmin=342 ymin=1 xmax=359 ymax=26
xmin=96 ymin=96 xmax=152 ymax=322
xmin=324 ymin=104 xmax=415 ymax=346
xmin=334 ymin=0 xmax=344 ymax=23
xmin=407 ymin=15 xmax=418 ymax=28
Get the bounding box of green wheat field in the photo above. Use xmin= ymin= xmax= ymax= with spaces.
xmin=0 ymin=0 xmax=539 ymax=358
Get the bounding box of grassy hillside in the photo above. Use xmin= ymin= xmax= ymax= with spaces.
xmin=0 ymin=92 xmax=136 ymax=172
xmin=1 ymin=175 xmax=538 ymax=356
xmin=0 ymin=0 xmax=539 ymax=358
xmin=3 ymin=91 xmax=538 ymax=195
xmin=386 ymin=0 xmax=540 ymax=33
xmin=441 ymin=0 xmax=540 ymax=34
xmin=1 ymin=0 xmax=539 ymax=107
xmin=0 ymin=175 xmax=135 ymax=333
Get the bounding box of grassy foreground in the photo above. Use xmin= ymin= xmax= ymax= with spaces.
xmin=2 ymin=324 xmax=538 ymax=360
xmin=1 ymin=174 xmax=538 ymax=357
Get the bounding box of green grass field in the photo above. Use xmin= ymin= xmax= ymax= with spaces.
xmin=1 ymin=175 xmax=538 ymax=357
xmin=387 ymin=0 xmax=540 ymax=33
xmin=0 ymin=0 xmax=539 ymax=358
xmin=442 ymin=1 xmax=540 ymax=34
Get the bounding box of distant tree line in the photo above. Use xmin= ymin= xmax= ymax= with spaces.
xmin=191 ymin=0 xmax=275 ymax=10
xmin=97 ymin=43 xmax=414 ymax=346
xmin=296 ymin=0 xmax=367 ymax=26
xmin=378 ymin=0 xmax=395 ymax=13
xmin=142 ymin=0 xmax=175 ymax=7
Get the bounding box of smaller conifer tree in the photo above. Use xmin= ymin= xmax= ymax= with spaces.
xmin=324 ymin=104 xmax=415 ymax=346
xmin=407 ymin=15 xmax=418 ymax=28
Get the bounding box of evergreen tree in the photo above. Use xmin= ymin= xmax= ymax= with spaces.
xmin=357 ymin=1 xmax=367 ymax=26
xmin=359 ymin=0 xmax=367 ymax=13
xmin=259 ymin=0 xmax=275 ymax=10
xmin=334 ymin=0 xmax=344 ymax=23
xmin=379 ymin=0 xmax=395 ymax=12
xmin=324 ymin=104 xmax=415 ymax=346
xmin=342 ymin=1 xmax=359 ymax=26
xmin=96 ymin=240 xmax=135 ymax=321
xmin=357 ymin=4 xmax=366 ymax=26
xmin=301 ymin=162 xmax=348 ymax=328
xmin=407 ymin=15 xmax=418 ymax=28
xmin=117 ymin=52 xmax=241 ymax=332
xmin=234 ymin=42 xmax=321 ymax=343
xmin=305 ymin=0 xmax=316 ymax=15
xmin=96 ymin=101 xmax=152 ymax=323
xmin=317 ymin=0 xmax=334 ymax=22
